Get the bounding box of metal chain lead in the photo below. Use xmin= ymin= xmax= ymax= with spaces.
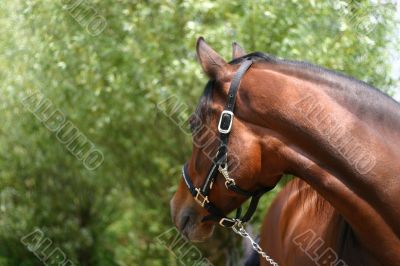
xmin=219 ymin=160 xmax=277 ymax=265
xmin=232 ymin=223 xmax=279 ymax=266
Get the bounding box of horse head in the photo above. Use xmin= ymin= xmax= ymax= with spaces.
xmin=170 ymin=38 xmax=288 ymax=241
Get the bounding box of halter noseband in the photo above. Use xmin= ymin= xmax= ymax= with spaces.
xmin=182 ymin=58 xmax=275 ymax=228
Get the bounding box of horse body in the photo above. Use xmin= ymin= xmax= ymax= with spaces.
xmin=261 ymin=179 xmax=380 ymax=266
xmin=233 ymin=57 xmax=400 ymax=265
xmin=170 ymin=38 xmax=400 ymax=265
xmin=232 ymin=57 xmax=400 ymax=263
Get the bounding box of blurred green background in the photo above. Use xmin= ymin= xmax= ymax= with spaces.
xmin=0 ymin=0 xmax=399 ymax=265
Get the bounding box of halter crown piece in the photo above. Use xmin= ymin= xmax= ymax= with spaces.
xmin=182 ymin=58 xmax=276 ymax=228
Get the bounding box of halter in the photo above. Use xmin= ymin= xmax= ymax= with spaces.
xmin=182 ymin=58 xmax=275 ymax=228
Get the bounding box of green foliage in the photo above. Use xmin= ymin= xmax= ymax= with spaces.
xmin=0 ymin=0 xmax=398 ymax=265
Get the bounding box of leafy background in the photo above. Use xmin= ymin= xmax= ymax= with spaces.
xmin=0 ymin=0 xmax=399 ymax=265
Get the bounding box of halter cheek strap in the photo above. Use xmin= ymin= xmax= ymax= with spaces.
xmin=182 ymin=58 xmax=275 ymax=228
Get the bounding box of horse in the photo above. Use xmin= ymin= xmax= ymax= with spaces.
xmin=170 ymin=37 xmax=400 ymax=265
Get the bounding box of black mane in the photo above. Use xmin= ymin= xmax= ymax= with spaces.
xmin=231 ymin=51 xmax=397 ymax=104
xmin=194 ymin=52 xmax=400 ymax=133
xmin=230 ymin=52 xmax=400 ymax=129
xmin=191 ymin=80 xmax=214 ymax=129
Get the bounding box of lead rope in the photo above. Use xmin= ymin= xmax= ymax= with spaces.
xmin=231 ymin=223 xmax=279 ymax=266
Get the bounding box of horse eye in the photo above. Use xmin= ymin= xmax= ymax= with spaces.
xmin=188 ymin=115 xmax=202 ymax=133
xmin=189 ymin=122 xmax=195 ymax=133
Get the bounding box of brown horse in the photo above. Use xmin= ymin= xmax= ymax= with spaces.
xmin=170 ymin=38 xmax=400 ymax=265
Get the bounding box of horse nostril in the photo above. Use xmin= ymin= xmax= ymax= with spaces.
xmin=180 ymin=214 xmax=191 ymax=232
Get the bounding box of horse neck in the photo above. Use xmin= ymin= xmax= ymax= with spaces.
xmin=264 ymin=62 xmax=400 ymax=141
xmin=237 ymin=65 xmax=400 ymax=263
xmin=239 ymin=64 xmax=400 ymax=179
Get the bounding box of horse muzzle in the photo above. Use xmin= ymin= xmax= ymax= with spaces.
xmin=170 ymin=195 xmax=215 ymax=242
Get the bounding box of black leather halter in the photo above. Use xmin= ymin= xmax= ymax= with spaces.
xmin=182 ymin=58 xmax=275 ymax=228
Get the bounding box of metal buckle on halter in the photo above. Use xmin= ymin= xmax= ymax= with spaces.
xmin=218 ymin=110 xmax=234 ymax=134
xmin=194 ymin=188 xmax=209 ymax=207
xmin=218 ymin=164 xmax=236 ymax=189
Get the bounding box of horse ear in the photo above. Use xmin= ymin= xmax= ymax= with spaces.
xmin=196 ymin=37 xmax=228 ymax=80
xmin=232 ymin=42 xmax=246 ymax=59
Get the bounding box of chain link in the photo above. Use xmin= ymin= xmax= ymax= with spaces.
xmin=232 ymin=223 xmax=279 ymax=266
xmin=217 ymin=156 xmax=278 ymax=265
